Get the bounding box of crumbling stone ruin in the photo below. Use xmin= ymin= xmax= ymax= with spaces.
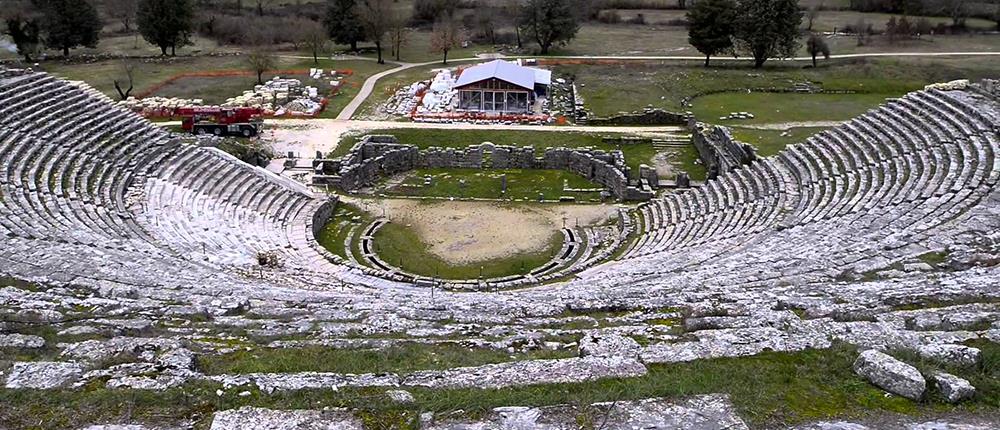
xmin=690 ymin=120 xmax=759 ymax=179
xmin=313 ymin=136 xmax=656 ymax=201
xmin=2 ymin=67 xmax=1000 ymax=428
xmin=583 ymin=107 xmax=690 ymax=126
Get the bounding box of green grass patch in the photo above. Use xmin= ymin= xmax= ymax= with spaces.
xmin=560 ymin=57 xmax=1000 ymax=118
xmin=315 ymin=203 xmax=372 ymax=261
xmin=198 ymin=343 xmax=575 ymax=375
xmin=730 ymin=127 xmax=830 ymax=157
xmin=691 ymin=92 xmax=890 ymax=125
xmin=377 ymin=168 xmax=603 ymax=201
xmin=917 ymin=250 xmax=950 ymax=267
xmin=7 ymin=342 xmax=1000 ymax=429
xmin=373 ymin=217 xmax=564 ymax=280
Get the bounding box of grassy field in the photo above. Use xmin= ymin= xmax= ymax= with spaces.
xmin=690 ymin=92 xmax=890 ymax=125
xmin=730 ymin=127 xmax=830 ymax=157
xmin=378 ymin=168 xmax=605 ymax=201
xmin=331 ymin=128 xmax=704 ymax=180
xmin=3 ymin=340 xmax=996 ymax=429
xmin=41 ymin=57 xmax=392 ymax=117
xmin=373 ymin=219 xmax=564 ymax=280
xmin=560 ymin=56 xmax=1000 ymax=118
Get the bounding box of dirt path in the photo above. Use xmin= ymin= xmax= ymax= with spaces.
xmin=264 ymin=119 xmax=687 ymax=157
xmin=732 ymin=120 xmax=847 ymax=130
xmin=344 ymin=198 xmax=620 ymax=264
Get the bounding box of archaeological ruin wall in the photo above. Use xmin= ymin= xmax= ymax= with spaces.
xmin=313 ymin=136 xmax=654 ymax=201
xmin=689 ymin=121 xmax=758 ymax=180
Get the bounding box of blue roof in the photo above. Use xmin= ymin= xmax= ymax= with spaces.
xmin=454 ymin=60 xmax=538 ymax=90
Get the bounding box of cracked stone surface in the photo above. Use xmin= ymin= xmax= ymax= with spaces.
xmin=4 ymin=361 xmax=84 ymax=389
xmin=402 ymin=356 xmax=647 ymax=389
xmin=0 ymin=333 xmax=45 ymax=349
xmin=933 ymin=372 xmax=976 ymax=403
xmin=209 ymin=406 xmax=362 ymax=430
xmin=426 ymin=394 xmax=748 ymax=429
xmin=916 ymin=344 xmax=981 ymax=367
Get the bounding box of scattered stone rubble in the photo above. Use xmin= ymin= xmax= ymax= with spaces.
xmin=853 ymin=350 xmax=926 ymax=400
xmin=1 ymin=68 xmax=1000 ymax=427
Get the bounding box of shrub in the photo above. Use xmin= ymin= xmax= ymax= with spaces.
xmin=596 ymin=10 xmax=623 ymax=24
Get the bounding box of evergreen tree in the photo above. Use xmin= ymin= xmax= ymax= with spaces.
xmin=519 ymin=0 xmax=580 ymax=55
xmin=37 ymin=0 xmax=102 ymax=57
xmin=324 ymin=0 xmax=365 ymax=51
xmin=4 ymin=16 xmax=42 ymax=62
xmin=137 ymin=0 xmax=195 ymax=56
xmin=733 ymin=0 xmax=802 ymax=68
xmin=686 ymin=0 xmax=737 ymax=67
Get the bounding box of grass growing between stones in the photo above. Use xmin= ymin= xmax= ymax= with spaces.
xmin=314 ymin=203 xmax=372 ymax=261
xmin=5 ymin=342 xmax=999 ymax=429
xmin=376 ymin=168 xmax=604 ymax=201
xmin=373 ymin=220 xmax=564 ymax=280
xmin=197 ymin=343 xmax=576 ymax=375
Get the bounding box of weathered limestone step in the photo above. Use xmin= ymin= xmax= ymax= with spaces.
xmin=427 ymin=394 xmax=748 ymax=429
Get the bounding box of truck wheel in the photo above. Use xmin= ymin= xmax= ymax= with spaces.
xmin=195 ymin=127 xmax=207 ymax=135
xmin=241 ymin=127 xmax=252 ymax=137
xmin=213 ymin=127 xmax=223 ymax=136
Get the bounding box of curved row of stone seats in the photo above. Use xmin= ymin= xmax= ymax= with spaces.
xmin=610 ymin=83 xmax=999 ymax=285
xmin=139 ymin=145 xmax=318 ymax=266
xmin=0 ymin=68 xmax=352 ymax=291
xmin=0 ymin=74 xmax=172 ymax=251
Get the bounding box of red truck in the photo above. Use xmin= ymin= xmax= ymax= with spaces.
xmin=177 ymin=107 xmax=264 ymax=137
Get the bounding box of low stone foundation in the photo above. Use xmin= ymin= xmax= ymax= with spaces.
xmin=313 ymin=136 xmax=654 ymax=201
xmin=585 ymin=108 xmax=689 ymax=126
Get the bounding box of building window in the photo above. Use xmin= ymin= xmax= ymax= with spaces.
xmin=506 ymin=92 xmax=528 ymax=112
xmin=459 ymin=91 xmax=482 ymax=110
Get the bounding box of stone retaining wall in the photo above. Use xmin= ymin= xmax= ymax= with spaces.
xmin=585 ymin=108 xmax=688 ymax=126
xmin=689 ymin=121 xmax=757 ymax=179
xmin=313 ymin=136 xmax=653 ymax=201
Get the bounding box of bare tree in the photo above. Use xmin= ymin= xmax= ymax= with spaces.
xmin=113 ymin=59 xmax=136 ymax=100
xmin=852 ymin=18 xmax=870 ymax=46
xmin=254 ymin=0 xmax=273 ymax=17
xmin=387 ymin=8 xmax=409 ymax=61
xmin=357 ymin=0 xmax=391 ymax=64
xmin=504 ymin=0 xmax=524 ymax=48
xmin=430 ymin=17 xmax=463 ymax=64
xmin=475 ymin=4 xmax=498 ymax=45
xmin=300 ymin=21 xmax=329 ymax=64
xmin=806 ymin=33 xmax=830 ymax=67
xmin=806 ymin=2 xmax=821 ymax=31
xmin=105 ymin=0 xmax=139 ymax=32
xmin=938 ymin=0 xmax=968 ymax=27
xmin=246 ymin=50 xmax=275 ymax=85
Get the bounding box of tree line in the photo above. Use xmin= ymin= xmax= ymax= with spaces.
xmin=2 ymin=0 xmax=585 ymax=64
xmin=686 ymin=0 xmax=820 ymax=68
